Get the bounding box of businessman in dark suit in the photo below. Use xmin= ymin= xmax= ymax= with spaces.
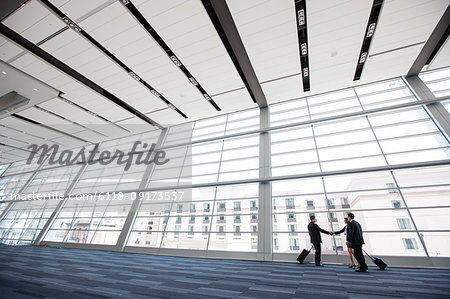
xmin=347 ymin=213 xmax=368 ymax=272
xmin=308 ymin=215 xmax=332 ymax=266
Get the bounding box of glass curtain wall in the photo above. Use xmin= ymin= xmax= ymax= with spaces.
xmin=0 ymin=71 xmax=449 ymax=260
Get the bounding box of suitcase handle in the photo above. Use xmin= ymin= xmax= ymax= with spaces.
xmin=362 ymin=249 xmax=373 ymax=260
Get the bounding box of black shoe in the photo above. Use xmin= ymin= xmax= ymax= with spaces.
xmin=349 ymin=264 xmax=355 ymax=268
xmin=355 ymin=268 xmax=367 ymax=272
xmin=315 ymin=264 xmax=324 ymax=267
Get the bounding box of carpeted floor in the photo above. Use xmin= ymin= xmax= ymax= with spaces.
xmin=0 ymin=245 xmax=449 ymax=299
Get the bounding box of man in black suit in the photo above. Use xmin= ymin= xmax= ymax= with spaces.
xmin=347 ymin=213 xmax=368 ymax=272
xmin=307 ymin=215 xmax=333 ymax=266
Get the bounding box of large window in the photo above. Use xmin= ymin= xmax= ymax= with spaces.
xmin=0 ymin=74 xmax=449 ymax=263
xmin=127 ymin=184 xmax=258 ymax=252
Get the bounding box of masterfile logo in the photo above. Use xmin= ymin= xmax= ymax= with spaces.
xmin=26 ymin=141 xmax=170 ymax=171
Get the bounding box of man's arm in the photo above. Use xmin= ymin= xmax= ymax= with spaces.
xmin=315 ymin=223 xmax=331 ymax=235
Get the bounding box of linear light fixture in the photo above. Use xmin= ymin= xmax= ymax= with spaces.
xmin=354 ymin=0 xmax=384 ymax=81
xmin=294 ymin=0 xmax=310 ymax=92
xmin=121 ymin=0 xmax=222 ymax=111
xmin=39 ymin=0 xmax=188 ymax=119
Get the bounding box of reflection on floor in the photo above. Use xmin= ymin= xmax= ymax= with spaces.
xmin=0 ymin=245 xmax=449 ymax=298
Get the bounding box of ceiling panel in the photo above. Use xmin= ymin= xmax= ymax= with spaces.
xmin=136 ymin=0 xmax=247 ymax=94
xmin=17 ymin=106 xmax=85 ymax=134
xmin=2 ymin=0 xmax=51 ymax=36
xmin=0 ymin=123 xmax=48 ymax=145
xmin=50 ymin=0 xmax=113 ymax=21
xmin=307 ymin=0 xmax=372 ymax=92
xmin=0 ymin=136 xmax=28 ymax=149
xmin=50 ymin=135 xmax=88 ymax=148
xmin=370 ymin=0 xmax=449 ymax=54
xmin=8 ymin=53 xmax=139 ymax=122
xmin=212 ymin=89 xmax=257 ymax=113
xmin=361 ymin=44 xmax=424 ymax=83
xmin=228 ymin=0 xmax=300 ymax=83
xmin=146 ymin=108 xmax=187 ymax=126
xmin=427 ymin=38 xmax=450 ymax=71
xmin=115 ymin=116 xmax=155 ymax=133
xmin=37 ymin=24 xmax=167 ymax=113
xmin=0 ymin=38 xmax=23 ymax=61
xmin=78 ymin=2 xmax=203 ymax=108
xmin=0 ymin=117 xmax=63 ymax=140
xmin=261 ymin=75 xmax=303 ymax=104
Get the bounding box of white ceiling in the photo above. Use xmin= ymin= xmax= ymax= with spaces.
xmin=0 ymin=0 xmax=448 ymax=164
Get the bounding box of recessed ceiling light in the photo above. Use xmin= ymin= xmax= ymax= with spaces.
xmin=33 ymin=88 xmax=38 ymax=91
xmin=1 ymin=71 xmax=6 ymax=75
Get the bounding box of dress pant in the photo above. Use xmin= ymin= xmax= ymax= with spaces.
xmin=353 ymin=245 xmax=368 ymax=270
xmin=313 ymin=242 xmax=321 ymax=265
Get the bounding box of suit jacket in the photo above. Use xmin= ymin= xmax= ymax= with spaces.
xmin=308 ymin=221 xmax=330 ymax=244
xmin=347 ymin=220 xmax=365 ymax=246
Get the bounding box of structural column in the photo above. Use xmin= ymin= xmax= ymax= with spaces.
xmin=116 ymin=128 xmax=168 ymax=251
xmin=33 ymin=145 xmax=100 ymax=245
xmin=257 ymin=107 xmax=272 ymax=261
xmin=404 ymin=76 xmax=450 ymax=141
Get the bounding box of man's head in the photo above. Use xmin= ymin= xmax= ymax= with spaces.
xmin=344 ymin=217 xmax=349 ymax=224
xmin=347 ymin=213 xmax=355 ymax=220
xmin=310 ymin=215 xmax=317 ymax=222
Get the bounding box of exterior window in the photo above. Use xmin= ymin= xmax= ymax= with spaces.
xmin=218 ymin=202 xmax=226 ymax=209
xmin=329 ymin=212 xmax=337 ymax=222
xmin=219 ymin=215 xmax=225 ymax=221
xmin=204 ymin=203 xmax=210 ymax=211
xmin=397 ymin=218 xmax=412 ymax=229
xmin=403 ymin=238 xmax=418 ymax=250
xmin=327 ymin=198 xmax=335 ymax=208
xmin=387 ymin=183 xmax=398 ymax=193
xmin=218 ymin=226 xmax=224 ymax=233
xmin=250 ymin=201 xmax=257 ymax=208
xmin=306 ymin=200 xmax=314 ymax=209
xmin=251 ymin=225 xmax=257 ymax=233
xmin=289 ymin=238 xmax=299 ymax=250
xmin=251 ymin=214 xmax=258 ymax=220
xmin=288 ymin=224 xmax=296 ymax=232
xmin=190 ymin=204 xmax=196 ymax=212
xmin=334 ymin=238 xmax=343 ymax=251
xmin=392 ymin=200 xmax=404 ymax=209
xmin=340 ymin=197 xmax=349 ymax=207
xmin=285 ymin=198 xmax=295 ymax=209
xmin=177 ymin=204 xmax=183 ymax=212
xmin=234 ymin=225 xmax=241 ymax=233
xmin=234 ymin=201 xmax=241 ymax=210
xmin=189 ymin=226 xmax=194 ymax=232
xmin=203 ymin=225 xmax=209 ymax=233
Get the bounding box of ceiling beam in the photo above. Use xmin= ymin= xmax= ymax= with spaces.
xmin=406 ymin=5 xmax=450 ymax=77
xmin=202 ymin=0 xmax=267 ymax=108
xmin=0 ymin=0 xmax=28 ymax=22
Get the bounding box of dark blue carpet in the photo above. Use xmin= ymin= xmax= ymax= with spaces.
xmin=0 ymin=245 xmax=449 ymax=298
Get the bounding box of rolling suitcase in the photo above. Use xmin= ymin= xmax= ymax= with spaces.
xmin=297 ymin=245 xmax=314 ymax=264
xmin=363 ymin=249 xmax=387 ymax=270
